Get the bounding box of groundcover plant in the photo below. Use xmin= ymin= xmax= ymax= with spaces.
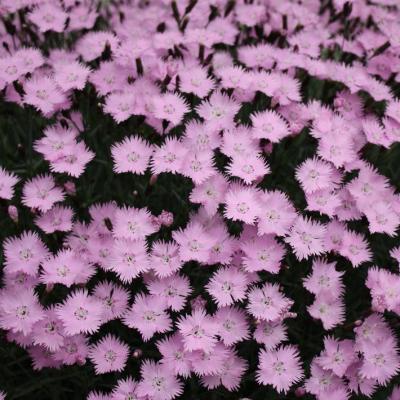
xmin=0 ymin=0 xmax=400 ymax=399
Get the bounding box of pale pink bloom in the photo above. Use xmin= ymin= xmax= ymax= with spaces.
xmin=296 ymin=157 xmax=339 ymax=194
xmin=190 ymin=174 xmax=229 ymax=216
xmin=339 ymin=230 xmax=372 ymax=267
xmin=54 ymin=61 xmax=91 ymax=91
xmin=247 ymin=283 xmax=293 ymax=322
xmin=152 ymin=93 xmax=189 ymax=126
xmin=189 ymin=342 xmax=230 ymax=376
xmin=180 ymin=149 xmax=216 ymax=185
xmin=31 ymin=307 xmax=64 ymax=351
xmin=201 ymin=349 xmax=247 ymax=391
xmin=89 ymin=334 xmax=129 ymax=374
xmin=111 ymin=377 xmax=144 ymax=400
xmin=226 ymin=154 xmax=270 ymax=184
xmin=53 ymin=334 xmax=88 ymax=365
xmin=113 ymin=206 xmax=157 ymax=240
xmin=251 ymin=110 xmax=291 ymax=143
xmin=360 ymin=337 xmax=400 ymax=384
xmin=303 ymin=259 xmax=344 ymax=296
xmin=177 ymin=308 xmax=218 ymax=352
xmin=254 ymin=321 xmax=288 ymax=350
xmin=241 ymin=236 xmax=285 ymax=274
xmin=256 ymin=345 xmax=304 ymax=393
xmin=156 ymin=333 xmax=192 ymax=377
xmin=183 ymin=120 xmax=221 ymax=152
xmin=196 ymin=91 xmax=240 ymax=131
xmin=148 ymin=275 xmax=191 ymax=312
xmin=285 ymin=216 xmax=326 ymax=260
xmin=56 ymin=289 xmax=103 ymax=335
xmin=0 ymin=167 xmax=18 ymax=200
xmin=104 ymin=91 xmax=136 ymax=123
xmin=92 ymin=281 xmax=130 ymax=323
xmin=150 ymin=240 xmax=182 ymax=278
xmin=111 ymin=136 xmax=153 ymax=174
xmin=224 ymin=184 xmax=261 ymax=224
xmin=137 ymin=360 xmax=183 ymax=400
xmin=24 ymin=76 xmax=66 ymax=116
xmin=123 ymin=293 xmax=172 ymax=341
xmin=29 ymin=3 xmax=67 ymax=33
xmin=110 ymin=238 xmax=149 ymax=283
xmin=41 ymin=248 xmax=95 ymax=287
xmin=214 ymin=306 xmax=250 ymax=346
xmin=22 ymin=174 xmax=65 ymax=212
xmin=0 ymin=288 xmax=44 ymax=335
xmin=179 ymin=67 xmax=215 ymax=98
xmin=35 ymin=205 xmax=73 ymax=233
xmin=151 ymin=138 xmax=187 ymax=174
xmin=308 ymin=293 xmax=345 ymax=330
xmin=172 ymin=222 xmax=214 ymax=263
xmin=317 ymin=336 xmax=356 ymax=377
xmin=257 ymin=190 xmax=297 ymax=236
xmin=206 ymin=266 xmax=248 ymax=307
xmin=3 ymin=231 xmax=49 ymax=276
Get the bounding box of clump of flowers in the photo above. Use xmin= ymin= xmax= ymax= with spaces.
xmin=0 ymin=0 xmax=400 ymax=399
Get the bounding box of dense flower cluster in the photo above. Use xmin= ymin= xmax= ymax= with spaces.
xmin=0 ymin=0 xmax=400 ymax=398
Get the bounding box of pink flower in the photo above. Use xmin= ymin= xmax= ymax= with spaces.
xmin=201 ymin=349 xmax=247 ymax=391
xmin=360 ymin=337 xmax=400 ymax=384
xmin=22 ymin=174 xmax=65 ymax=212
xmin=148 ymin=274 xmax=191 ymax=312
xmin=3 ymin=231 xmax=49 ymax=276
xmin=179 ymin=67 xmax=215 ymax=98
xmin=241 ymin=236 xmax=285 ymax=274
xmin=0 ymin=167 xmax=18 ymax=199
xmin=226 ymin=154 xmax=270 ymax=184
xmin=251 ymin=110 xmax=291 ymax=143
xmin=110 ymin=238 xmax=149 ymax=283
xmin=316 ymin=336 xmax=356 ymax=377
xmin=113 ymin=206 xmax=157 ymax=240
xmin=111 ymin=136 xmax=153 ymax=174
xmin=256 ymin=345 xmax=304 ymax=393
xmin=31 ymin=306 xmax=64 ymax=351
xmin=308 ymin=293 xmax=345 ymax=330
xmin=89 ymin=334 xmax=129 ymax=374
xmin=206 ymin=267 xmax=248 ymax=307
xmin=54 ymin=61 xmax=91 ymax=91
xmin=56 ymin=289 xmax=103 ymax=335
xmin=285 ymin=216 xmax=326 ymax=260
xmin=0 ymin=288 xmax=44 ymax=335
xmin=177 ymin=308 xmax=218 ymax=352
xmin=29 ymin=3 xmax=68 ymax=33
xmin=257 ymin=190 xmax=297 ymax=236
xmin=23 ymin=76 xmax=66 ymax=116
xmin=196 ymin=91 xmax=240 ymax=131
xmin=296 ymin=157 xmax=339 ymax=194
xmin=254 ymin=321 xmax=288 ymax=350
xmin=123 ymin=293 xmax=172 ymax=341
xmin=214 ymin=306 xmax=250 ymax=346
xmin=35 ymin=205 xmax=73 ymax=233
xmin=150 ymin=240 xmax=182 ymax=278
xmin=151 ymin=138 xmax=187 ymax=174
xmin=137 ymin=360 xmax=183 ymax=400
xmin=92 ymin=281 xmax=129 ymax=323
xmin=156 ymin=333 xmax=192 ymax=377
xmin=41 ymin=249 xmax=95 ymax=287
xmin=172 ymin=222 xmax=213 ymax=263
xmin=152 ymin=93 xmax=189 ymax=126
xmin=224 ymin=185 xmax=261 ymax=225
xmin=303 ymin=259 xmax=344 ymax=296
xmin=111 ymin=377 xmax=143 ymax=400
xmin=247 ymin=283 xmax=293 ymax=322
